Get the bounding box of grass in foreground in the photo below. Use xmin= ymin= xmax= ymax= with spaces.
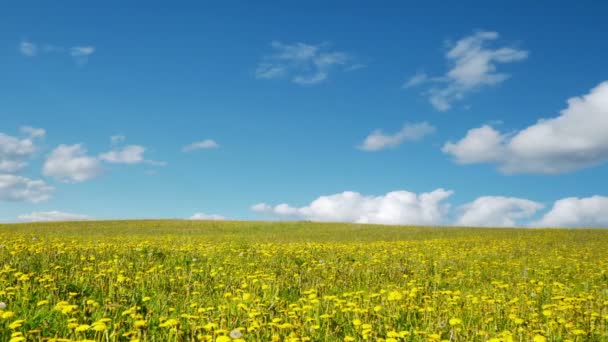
xmin=0 ymin=220 xmax=607 ymax=341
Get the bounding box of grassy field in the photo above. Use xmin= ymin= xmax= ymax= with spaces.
xmin=0 ymin=220 xmax=607 ymax=341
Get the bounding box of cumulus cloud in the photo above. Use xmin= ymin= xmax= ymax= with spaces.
xmin=443 ymin=81 xmax=608 ymax=174
xmin=456 ymin=196 xmax=544 ymax=227
xmin=359 ymin=122 xmax=435 ymax=151
xmin=182 ymin=139 xmax=220 ymax=152
xmin=442 ymin=125 xmax=506 ymax=164
xmin=252 ymin=189 xmax=453 ymax=225
xmin=255 ymin=41 xmax=359 ymax=85
xmin=0 ymin=174 xmax=54 ymax=202
xmin=0 ymin=127 xmax=45 ymax=173
xmin=189 ymin=212 xmax=226 ymax=220
xmin=43 ymin=144 xmax=102 ymax=182
xmin=406 ymin=31 xmax=527 ymax=111
xmin=18 ymin=210 xmax=92 ymax=222
xmin=533 ymin=196 xmax=608 ymax=228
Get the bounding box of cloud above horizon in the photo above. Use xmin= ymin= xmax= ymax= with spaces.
xmin=443 ymin=81 xmax=608 ymax=174
xmin=18 ymin=210 xmax=92 ymax=222
xmin=252 ymin=190 xmax=608 ymax=228
xmin=405 ymin=31 xmax=527 ymax=111
xmin=456 ymin=196 xmax=544 ymax=227
xmin=189 ymin=212 xmax=227 ymax=221
xmin=533 ymin=196 xmax=608 ymax=228
xmin=252 ymin=189 xmax=454 ymax=225
xmin=255 ymin=41 xmax=360 ymax=85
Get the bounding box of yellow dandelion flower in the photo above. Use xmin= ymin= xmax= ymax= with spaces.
xmin=448 ymin=318 xmax=462 ymax=326
xmin=75 ymin=324 xmax=91 ymax=332
xmin=134 ymin=320 xmax=147 ymax=328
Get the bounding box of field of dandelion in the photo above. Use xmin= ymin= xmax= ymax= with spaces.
xmin=0 ymin=220 xmax=607 ymax=342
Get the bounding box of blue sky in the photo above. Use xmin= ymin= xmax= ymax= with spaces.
xmin=1 ymin=1 xmax=607 ymax=227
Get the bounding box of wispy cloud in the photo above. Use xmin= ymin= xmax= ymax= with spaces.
xmin=19 ymin=40 xmax=37 ymax=57
xmin=18 ymin=40 xmax=96 ymax=64
xmin=359 ymin=122 xmax=435 ymax=151
xmin=182 ymin=139 xmax=220 ymax=152
xmin=405 ymin=31 xmax=527 ymax=111
xmin=70 ymin=46 xmax=95 ymax=65
xmin=255 ymin=41 xmax=360 ymax=85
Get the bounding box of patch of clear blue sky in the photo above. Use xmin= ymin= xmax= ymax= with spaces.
xmin=1 ymin=0 xmax=607 ymax=220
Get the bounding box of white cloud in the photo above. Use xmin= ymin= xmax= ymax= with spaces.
xmin=99 ymin=145 xmax=146 ymax=164
xmin=101 ymin=137 xmax=165 ymax=166
xmin=189 ymin=212 xmax=226 ymax=220
xmin=359 ymin=122 xmax=435 ymax=151
xmin=182 ymin=139 xmax=220 ymax=152
xmin=457 ymin=196 xmax=544 ymax=227
xmin=0 ymin=174 xmax=53 ymax=202
xmin=252 ymin=189 xmax=453 ymax=225
xmin=43 ymin=144 xmax=102 ymax=182
xmin=255 ymin=41 xmax=358 ymax=85
xmin=442 ymin=125 xmax=506 ymax=164
xmin=0 ymin=127 xmax=45 ymax=173
xmin=19 ymin=40 xmax=37 ymax=56
xmin=534 ymin=196 xmax=608 ymax=228
xmin=18 ymin=210 xmax=92 ymax=222
xmin=406 ymin=31 xmax=527 ymax=111
xmin=443 ymin=81 xmax=608 ymax=174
